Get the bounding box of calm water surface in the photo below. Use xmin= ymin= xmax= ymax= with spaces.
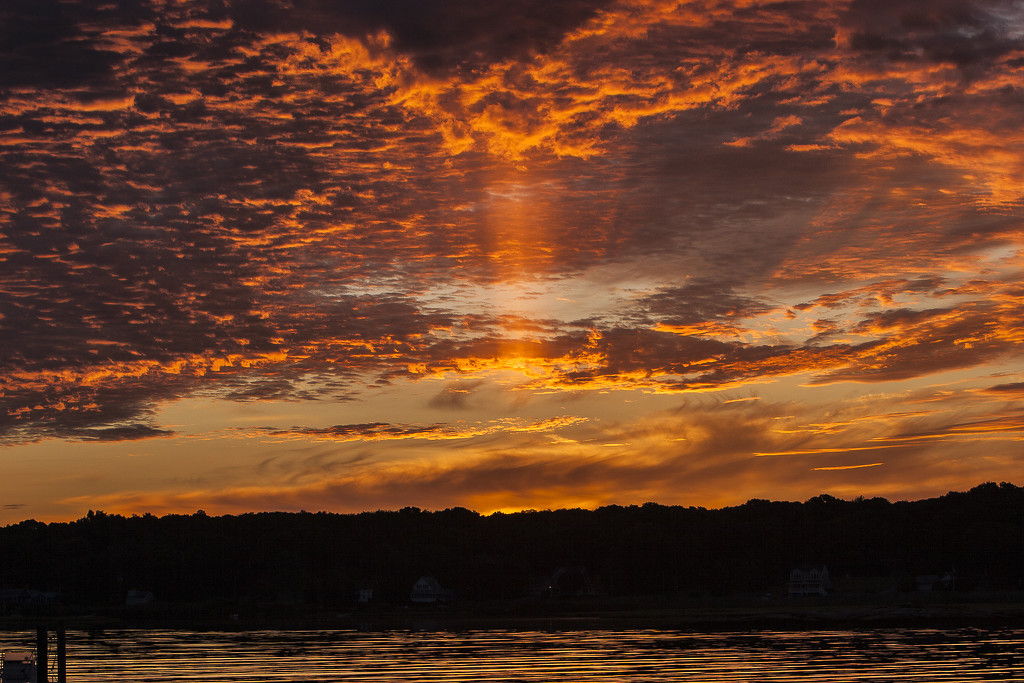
xmin=4 ymin=627 xmax=1022 ymax=682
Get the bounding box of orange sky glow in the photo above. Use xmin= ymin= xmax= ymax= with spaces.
xmin=2 ymin=0 xmax=1023 ymax=522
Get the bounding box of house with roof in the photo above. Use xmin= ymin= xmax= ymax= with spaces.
xmin=411 ymin=576 xmax=453 ymax=603
xmin=916 ymin=571 xmax=956 ymax=592
xmin=787 ymin=565 xmax=830 ymax=596
xmin=0 ymin=588 xmax=57 ymax=610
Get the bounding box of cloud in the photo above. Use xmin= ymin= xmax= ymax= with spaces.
xmin=47 ymin=380 xmax=1024 ymax=519
xmin=63 ymin=424 xmax=175 ymax=442
xmin=636 ymin=281 xmax=774 ymax=329
xmin=841 ymin=0 xmax=1024 ymax=67
xmin=260 ymin=415 xmax=588 ymax=443
xmin=812 ymin=462 xmax=884 ymax=471
xmin=0 ymin=0 xmax=140 ymax=89
xmin=267 ymin=422 xmax=449 ymax=441
xmin=980 ymin=381 xmax=1024 ymax=396
xmin=60 ymin=389 xmax=1022 ymax=516
xmin=427 ymin=380 xmax=486 ymax=409
xmin=813 ymin=301 xmax=1024 ymax=383
xmin=221 ymin=0 xmax=617 ymax=73
xmin=2 ymin=0 xmax=1024 ymax=518
xmin=793 ymin=277 xmax=947 ymax=312
xmin=879 ymin=408 xmax=1024 ymax=443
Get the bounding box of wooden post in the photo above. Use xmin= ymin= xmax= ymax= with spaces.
xmin=36 ymin=626 xmax=48 ymax=683
xmin=56 ymin=624 xmax=66 ymax=683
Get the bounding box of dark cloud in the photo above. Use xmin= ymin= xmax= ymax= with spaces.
xmin=844 ymin=0 xmax=1024 ymax=67
xmin=981 ymin=381 xmax=1024 ymax=396
xmin=808 ymin=318 xmax=843 ymax=343
xmin=0 ymin=290 xmax=460 ymax=442
xmin=66 ymin=424 xmax=175 ymax=442
xmin=0 ymin=0 xmax=146 ymax=90
xmin=794 ymin=278 xmax=947 ymax=312
xmin=0 ymin=372 xmax=192 ymax=445
xmin=224 ymin=0 xmax=616 ymax=72
xmin=851 ymin=306 xmax=956 ymax=332
xmin=636 ymin=281 xmax=773 ymax=327
xmin=649 ymin=0 xmax=837 ymax=58
xmin=221 ymin=378 xmax=313 ymax=402
xmin=815 ymin=305 xmax=1021 ymax=384
xmin=269 ymin=422 xmax=446 ymax=440
xmin=428 ymin=381 xmax=485 ymax=410
xmin=615 ymin=106 xmax=858 ymax=283
xmin=883 ymin=410 xmax=1024 ymax=441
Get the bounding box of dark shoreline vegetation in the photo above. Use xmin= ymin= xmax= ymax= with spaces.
xmin=1 ymin=482 xmax=1022 ymax=630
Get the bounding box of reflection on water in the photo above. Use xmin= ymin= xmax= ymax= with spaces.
xmin=2 ymin=628 xmax=1022 ymax=682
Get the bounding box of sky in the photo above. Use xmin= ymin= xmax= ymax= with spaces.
xmin=2 ymin=0 xmax=1024 ymax=523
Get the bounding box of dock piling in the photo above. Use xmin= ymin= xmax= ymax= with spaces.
xmin=56 ymin=624 xmax=66 ymax=683
xmin=36 ymin=627 xmax=48 ymax=683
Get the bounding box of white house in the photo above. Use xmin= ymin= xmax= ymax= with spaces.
xmin=411 ymin=576 xmax=444 ymax=603
xmin=787 ymin=565 xmax=830 ymax=596
xmin=126 ymin=589 xmax=155 ymax=605
xmin=916 ymin=571 xmax=956 ymax=592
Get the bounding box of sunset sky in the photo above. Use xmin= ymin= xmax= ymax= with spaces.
xmin=2 ymin=0 xmax=1024 ymax=523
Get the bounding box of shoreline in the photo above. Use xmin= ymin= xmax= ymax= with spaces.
xmin=4 ymin=596 xmax=1024 ymax=632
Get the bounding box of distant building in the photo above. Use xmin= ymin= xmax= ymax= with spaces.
xmin=126 ymin=589 xmax=155 ymax=606
xmin=916 ymin=571 xmax=956 ymax=592
xmin=0 ymin=589 xmax=57 ymax=609
xmin=788 ymin=565 xmax=830 ymax=596
xmin=411 ymin=576 xmax=452 ymax=603
xmin=0 ymin=589 xmax=28 ymax=608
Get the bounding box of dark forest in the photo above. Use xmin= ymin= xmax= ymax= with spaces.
xmin=1 ymin=483 xmax=1021 ymax=622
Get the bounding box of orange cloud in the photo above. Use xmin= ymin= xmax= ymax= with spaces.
xmin=812 ymin=462 xmax=883 ymax=471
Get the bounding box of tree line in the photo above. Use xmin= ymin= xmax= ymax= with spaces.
xmin=0 ymin=482 xmax=1021 ymax=616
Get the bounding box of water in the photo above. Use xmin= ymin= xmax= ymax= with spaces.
xmin=3 ymin=628 xmax=1022 ymax=682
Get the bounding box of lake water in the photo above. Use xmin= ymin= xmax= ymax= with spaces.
xmin=3 ymin=627 xmax=1022 ymax=681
